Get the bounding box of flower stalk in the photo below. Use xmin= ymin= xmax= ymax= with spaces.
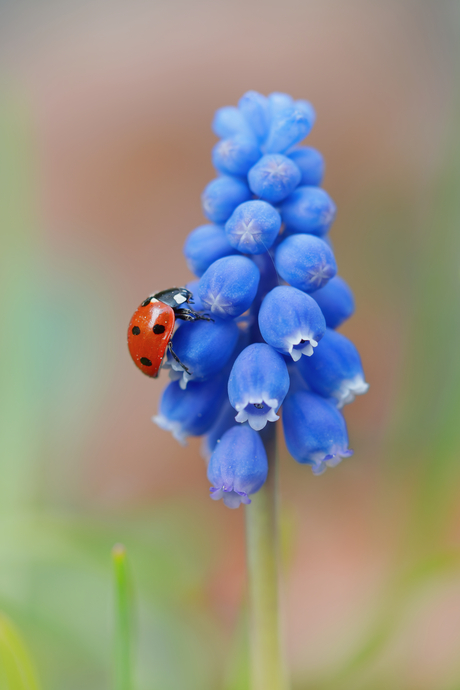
xmin=245 ymin=424 xmax=288 ymax=690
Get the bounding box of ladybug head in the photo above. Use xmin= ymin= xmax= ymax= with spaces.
xmin=153 ymin=287 xmax=194 ymax=309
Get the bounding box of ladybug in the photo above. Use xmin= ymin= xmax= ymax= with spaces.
xmin=127 ymin=287 xmax=212 ymax=378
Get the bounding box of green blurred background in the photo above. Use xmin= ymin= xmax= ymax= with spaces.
xmin=1 ymin=1 xmax=460 ymax=688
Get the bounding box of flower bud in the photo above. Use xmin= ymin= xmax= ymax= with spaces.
xmin=280 ymin=186 xmax=336 ymax=236
xmin=238 ymin=91 xmax=269 ymax=143
xmin=198 ymin=255 xmax=260 ymax=319
xmin=212 ymin=106 xmax=254 ymax=139
xmin=153 ymin=375 xmax=226 ymax=444
xmin=310 ymin=275 xmax=355 ymax=329
xmin=258 ymin=285 xmax=326 ymax=360
xmin=167 ymin=318 xmax=239 ymax=388
xmin=184 ymin=224 xmax=238 ymax=277
xmin=228 ymin=343 xmax=290 ymax=431
xmin=202 ymin=176 xmax=252 ymax=224
xmin=225 ymin=200 xmax=281 ymax=254
xmin=296 ymin=328 xmax=369 ymax=408
xmin=288 ymin=147 xmax=324 ymax=187
xmin=207 ymin=426 xmax=268 ymax=508
xmin=275 ymin=234 xmax=337 ymax=292
xmin=248 ymin=154 xmax=301 ymax=204
xmin=283 ymin=390 xmax=353 ymax=474
xmin=264 ymin=106 xmax=313 ymax=154
xmin=212 ymin=135 xmax=261 ymax=177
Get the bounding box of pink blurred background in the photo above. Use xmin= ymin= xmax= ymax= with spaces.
xmin=1 ymin=2 xmax=460 ymax=687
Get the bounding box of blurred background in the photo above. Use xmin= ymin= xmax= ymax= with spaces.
xmin=1 ymin=1 xmax=460 ymax=688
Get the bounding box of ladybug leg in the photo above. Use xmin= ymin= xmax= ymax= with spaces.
xmin=174 ymin=308 xmax=214 ymax=322
xmin=168 ymin=341 xmax=192 ymax=375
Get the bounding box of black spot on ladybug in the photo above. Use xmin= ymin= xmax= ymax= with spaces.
xmin=140 ymin=357 xmax=152 ymax=366
xmin=132 ymin=326 xmax=141 ymax=335
xmin=141 ymin=297 xmax=152 ymax=307
xmin=153 ymin=324 xmax=165 ymax=334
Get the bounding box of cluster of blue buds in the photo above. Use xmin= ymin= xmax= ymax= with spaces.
xmin=153 ymin=91 xmax=368 ymax=508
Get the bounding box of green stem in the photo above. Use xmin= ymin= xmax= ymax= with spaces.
xmin=112 ymin=544 xmax=132 ymax=690
xmin=245 ymin=424 xmax=289 ymax=690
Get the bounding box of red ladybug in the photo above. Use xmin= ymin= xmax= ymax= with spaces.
xmin=127 ymin=287 xmax=212 ymax=378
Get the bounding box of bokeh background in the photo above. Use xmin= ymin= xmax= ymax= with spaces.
xmin=1 ymin=1 xmax=460 ymax=688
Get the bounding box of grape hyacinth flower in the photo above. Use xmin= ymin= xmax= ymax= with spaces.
xmin=145 ymin=90 xmax=368 ymax=501
xmin=127 ymin=90 xmax=370 ymax=690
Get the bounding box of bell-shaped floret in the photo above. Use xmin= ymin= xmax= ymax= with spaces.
xmin=280 ymin=186 xmax=336 ymax=236
xmin=283 ymin=390 xmax=353 ymax=475
xmin=310 ymin=276 xmax=355 ymax=329
xmin=238 ymin=91 xmax=269 ymax=144
xmin=202 ymin=176 xmax=252 ymax=224
xmin=167 ymin=318 xmax=239 ymax=389
xmin=225 ymin=200 xmax=281 ymax=254
xmin=183 ymin=224 xmax=238 ymax=277
xmin=288 ymin=147 xmax=324 ymax=187
xmin=275 ymin=234 xmax=337 ymax=292
xmin=198 ymin=255 xmax=260 ymax=320
xmin=248 ymin=154 xmax=301 ymax=204
xmin=153 ymin=375 xmax=226 ymax=444
xmin=228 ymin=343 xmax=290 ymax=431
xmin=258 ymin=285 xmax=326 ymax=361
xmin=264 ymin=106 xmax=313 ymax=154
xmin=212 ymin=135 xmax=261 ymax=177
xmin=296 ymin=328 xmax=369 ymax=408
xmin=212 ymin=106 xmax=255 ymax=139
xmin=207 ymin=426 xmax=268 ymax=508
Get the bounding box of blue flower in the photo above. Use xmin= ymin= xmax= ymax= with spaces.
xmin=141 ymin=90 xmax=369 ymax=505
xmin=248 ymin=154 xmax=301 ymax=203
xmin=283 ymin=390 xmax=353 ymax=475
xmin=228 ymin=343 xmax=290 ymax=431
xmin=212 ymin=135 xmax=261 ymax=177
xmin=296 ymin=328 xmax=369 ymax=408
xmin=310 ymin=275 xmax=355 ymax=329
xmin=225 ymin=200 xmax=281 ymax=254
xmin=184 ymin=224 xmax=238 ymax=277
xmin=258 ymin=285 xmax=326 ymax=360
xmin=280 ymin=186 xmax=336 ymax=236
xmin=198 ymin=255 xmax=260 ymax=319
xmin=153 ymin=375 xmax=227 ymax=444
xmin=275 ymin=233 xmax=337 ymax=292
xmin=288 ymin=147 xmax=325 ymax=187
xmin=166 ymin=317 xmax=239 ymax=388
xmin=202 ymin=176 xmax=252 ymax=224
xmin=207 ymin=425 xmax=268 ymax=508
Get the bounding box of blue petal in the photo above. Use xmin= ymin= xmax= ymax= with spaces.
xmin=283 ymin=390 xmax=353 ymax=473
xmin=202 ymin=176 xmax=252 ymax=224
xmin=168 ymin=318 xmax=239 ymax=388
xmin=296 ymin=328 xmax=368 ymax=407
xmin=212 ymin=135 xmax=261 ymax=177
xmin=225 ymin=200 xmax=281 ymax=255
xmin=248 ymin=154 xmax=301 ymax=204
xmin=198 ymin=255 xmax=260 ymax=320
xmin=154 ymin=375 xmax=227 ymax=443
xmin=201 ymin=399 xmax=238 ymax=460
xmin=228 ymin=343 xmax=290 ymax=430
xmin=267 ymin=92 xmax=294 ymax=119
xmin=258 ymin=285 xmax=326 ymax=360
xmin=310 ymin=276 xmax=355 ymax=329
xmin=288 ymin=147 xmax=324 ymax=187
xmin=280 ymin=186 xmax=336 ymax=236
xmin=275 ymin=234 xmax=337 ymax=292
xmin=184 ymin=223 xmax=238 ymax=277
xmin=207 ymin=425 xmax=268 ymax=508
